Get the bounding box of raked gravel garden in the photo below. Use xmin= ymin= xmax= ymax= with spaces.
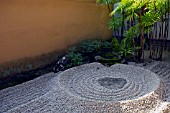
xmin=1 ymin=61 xmax=170 ymax=113
xmin=1 ymin=0 xmax=170 ymax=112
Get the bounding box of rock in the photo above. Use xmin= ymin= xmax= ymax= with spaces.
xmin=95 ymin=55 xmax=121 ymax=66
xmin=52 ymin=55 xmax=69 ymax=73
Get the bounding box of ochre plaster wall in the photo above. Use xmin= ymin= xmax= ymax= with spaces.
xmin=0 ymin=0 xmax=111 ymax=64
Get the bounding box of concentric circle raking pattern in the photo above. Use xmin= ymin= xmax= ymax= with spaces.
xmin=1 ymin=62 xmax=168 ymax=113
xmin=58 ymin=63 xmax=161 ymax=102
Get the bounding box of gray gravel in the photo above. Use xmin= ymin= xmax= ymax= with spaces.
xmin=0 ymin=62 xmax=170 ymax=113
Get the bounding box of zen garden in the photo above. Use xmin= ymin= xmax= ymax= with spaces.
xmin=0 ymin=0 xmax=170 ymax=112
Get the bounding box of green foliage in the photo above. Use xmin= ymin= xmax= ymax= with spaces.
xmin=124 ymin=24 xmax=140 ymax=38
xmin=65 ymin=39 xmax=114 ymax=68
xmin=97 ymin=0 xmax=169 ymax=61
xmin=112 ymin=37 xmax=141 ymax=58
xmin=65 ymin=39 xmax=114 ymax=67
xmin=66 ymin=51 xmax=83 ymax=68
xmin=79 ymin=40 xmax=103 ymax=53
xmin=95 ymin=55 xmax=120 ymax=65
xmin=107 ymin=0 xmax=168 ymax=60
xmin=109 ymin=17 xmax=122 ymax=30
xmin=109 ymin=0 xmax=168 ymax=34
xmin=142 ymin=11 xmax=161 ymax=29
xmin=79 ymin=39 xmax=113 ymax=54
xmin=101 ymin=40 xmax=112 ymax=49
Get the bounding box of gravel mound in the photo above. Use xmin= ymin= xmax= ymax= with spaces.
xmin=58 ymin=63 xmax=161 ymax=102
xmin=0 ymin=62 xmax=170 ymax=113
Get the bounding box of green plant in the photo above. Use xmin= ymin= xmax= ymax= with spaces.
xmin=98 ymin=0 xmax=168 ymax=61
xmin=101 ymin=40 xmax=112 ymax=49
xmin=111 ymin=0 xmax=168 ymax=59
xmin=79 ymin=40 xmax=103 ymax=53
xmin=95 ymin=55 xmax=121 ymax=65
xmin=112 ymin=37 xmax=141 ymax=59
xmin=66 ymin=52 xmax=83 ymax=68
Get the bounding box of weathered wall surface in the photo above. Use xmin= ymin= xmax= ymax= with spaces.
xmin=0 ymin=0 xmax=111 ymax=64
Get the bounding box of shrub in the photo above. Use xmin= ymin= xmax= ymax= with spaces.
xmin=66 ymin=52 xmax=83 ymax=68
xmin=79 ymin=40 xmax=103 ymax=53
